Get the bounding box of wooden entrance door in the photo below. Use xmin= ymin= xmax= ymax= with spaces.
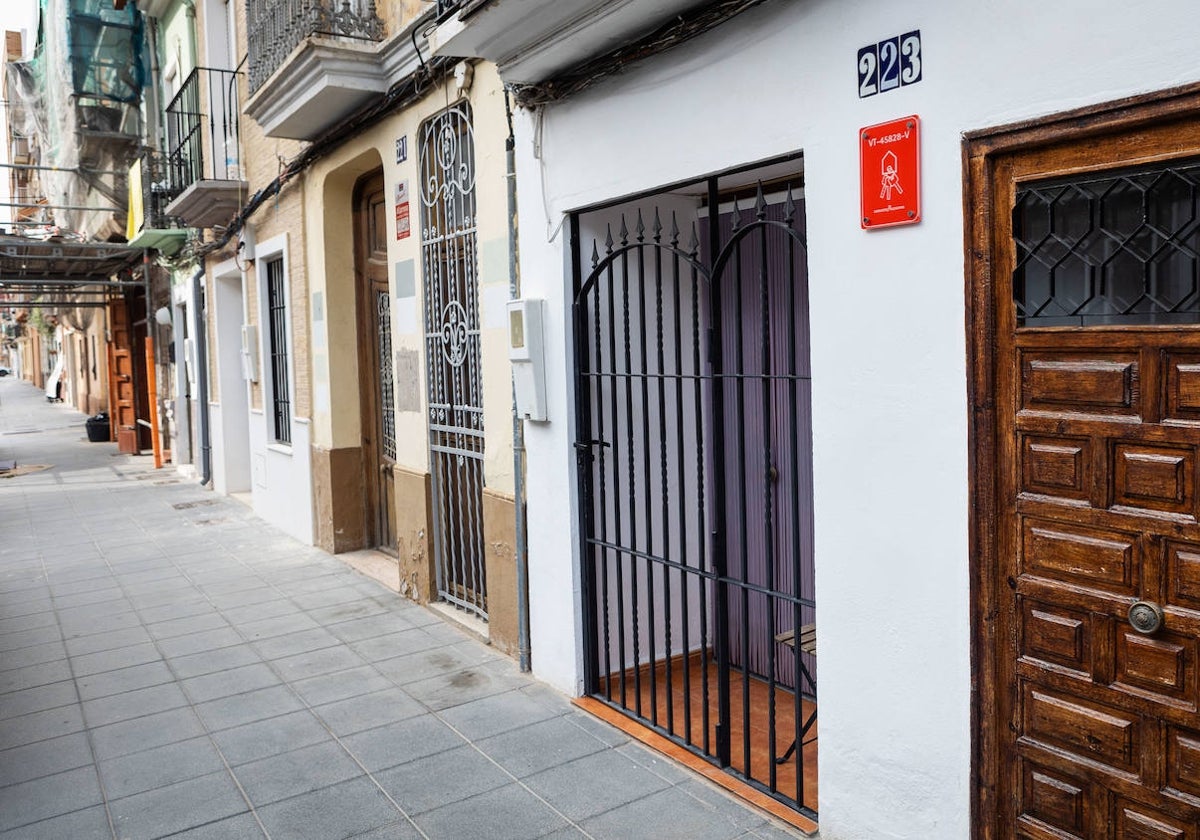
xmin=355 ymin=171 xmax=397 ymax=554
xmin=971 ymin=101 xmax=1200 ymax=838
xmin=107 ymin=297 xmax=135 ymax=441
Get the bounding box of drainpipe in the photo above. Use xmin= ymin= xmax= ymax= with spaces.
xmin=505 ymin=87 xmax=531 ymax=673
xmin=192 ymin=265 xmax=211 ymax=484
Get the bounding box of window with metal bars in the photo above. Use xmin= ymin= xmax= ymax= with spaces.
xmin=1014 ymin=161 xmax=1200 ymax=326
xmin=265 ymin=255 xmax=291 ymax=445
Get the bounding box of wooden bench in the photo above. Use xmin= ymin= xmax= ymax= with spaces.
xmin=773 ymin=623 xmax=817 ymax=764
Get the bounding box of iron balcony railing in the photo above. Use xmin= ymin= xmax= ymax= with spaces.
xmin=435 ymin=0 xmax=463 ymax=22
xmin=164 ymin=66 xmax=245 ymax=197
xmin=138 ymin=149 xmax=186 ymax=232
xmin=246 ymin=0 xmax=386 ymax=93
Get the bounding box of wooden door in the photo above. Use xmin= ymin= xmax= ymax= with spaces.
xmin=107 ymin=297 xmax=135 ymax=439
xmin=355 ymin=171 xmax=397 ymax=554
xmin=975 ymin=107 xmax=1200 ymax=838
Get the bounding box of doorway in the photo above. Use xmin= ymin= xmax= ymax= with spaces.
xmin=968 ymin=93 xmax=1200 ymax=838
xmin=573 ymin=159 xmax=816 ymax=818
xmin=354 ymin=170 xmax=397 ymax=554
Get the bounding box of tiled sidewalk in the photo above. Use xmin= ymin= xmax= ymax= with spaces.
xmin=0 ymin=378 xmax=805 ymax=840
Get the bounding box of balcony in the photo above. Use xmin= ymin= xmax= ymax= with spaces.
xmin=162 ymin=67 xmax=248 ymax=229
xmin=429 ymin=0 xmax=706 ymax=84
xmin=128 ymin=150 xmax=187 ymax=254
xmin=243 ymin=0 xmax=388 ymax=140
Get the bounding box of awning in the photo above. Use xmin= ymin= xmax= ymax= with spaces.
xmin=0 ymin=234 xmax=145 ymax=307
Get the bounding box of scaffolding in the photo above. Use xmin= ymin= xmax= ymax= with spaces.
xmin=5 ymin=0 xmax=146 ymax=238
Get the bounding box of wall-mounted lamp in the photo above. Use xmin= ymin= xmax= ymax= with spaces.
xmin=154 ymin=306 xmax=173 ymax=327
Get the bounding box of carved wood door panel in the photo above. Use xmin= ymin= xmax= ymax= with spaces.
xmin=991 ymin=123 xmax=1200 ymax=839
xmin=107 ymin=298 xmax=135 ymax=436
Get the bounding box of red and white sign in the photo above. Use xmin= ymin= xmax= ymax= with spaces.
xmin=860 ymin=115 xmax=920 ymax=229
xmin=395 ymin=180 xmax=411 ymax=240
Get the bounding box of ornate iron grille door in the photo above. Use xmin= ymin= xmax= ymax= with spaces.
xmin=574 ymin=179 xmax=816 ymax=818
xmin=420 ymin=103 xmax=487 ymax=619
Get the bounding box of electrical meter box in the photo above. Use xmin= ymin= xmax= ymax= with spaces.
xmin=507 ymin=298 xmax=547 ymax=421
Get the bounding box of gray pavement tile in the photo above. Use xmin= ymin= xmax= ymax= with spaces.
xmin=168 ymin=643 xmax=262 ymax=679
xmin=437 ymin=687 xmax=569 ymax=741
xmin=90 ymin=706 xmax=206 ymax=761
xmin=562 ymin=710 xmax=630 ymax=747
xmin=749 ymin=822 xmax=808 ymax=839
xmin=524 ymin=749 xmax=673 ymax=821
xmin=580 ymin=786 xmax=751 ymax=840
xmin=614 ymin=742 xmax=694 ymax=784
xmin=402 ymin=660 xmax=528 ymax=712
xmin=53 ymin=587 xmax=128 ymax=609
xmin=0 ymin=765 xmax=104 ymax=833
xmin=70 ymin=642 xmax=163 ymax=677
xmin=98 ymin=736 xmax=226 ymax=799
xmin=536 ymin=829 xmax=590 ymax=840
xmin=0 ymin=640 xmax=67 ymax=672
xmin=157 ymin=627 xmax=243 ymax=659
xmin=373 ymin=745 xmax=510 ymax=815
xmin=0 ymin=625 xmax=62 ymax=652
xmin=210 ymin=710 xmax=333 ymax=767
xmin=234 ymin=740 xmax=364 ymax=806
xmin=137 ymin=599 xmax=215 ymax=625
xmin=0 ymin=597 xmax=54 ymax=619
xmin=256 ymin=777 xmax=402 ymax=840
xmin=271 ymin=645 xmax=368 ymax=682
xmin=306 ymin=599 xmax=392 ymax=627
xmin=181 ymin=662 xmax=281 ymax=703
xmin=0 ymin=679 xmax=77 ymax=720
xmin=195 ymin=684 xmax=304 ymax=731
xmin=240 ymin=613 xmax=322 ymax=642
xmin=0 ymin=732 xmax=94 ymax=787
xmin=290 ymin=665 xmax=392 ymax=707
xmin=345 ymin=822 xmax=425 ymax=840
xmin=81 ymin=682 xmax=191 ymax=728
xmin=220 ymin=599 xmax=301 ymax=625
xmin=108 ymin=770 xmax=248 ymax=840
xmin=60 ymin=609 xmax=142 ymax=637
xmin=677 ymin=780 xmax=773 ymax=832
xmin=476 ymin=715 xmax=610 ymax=779
xmin=204 ymin=586 xmax=280 ymax=610
xmin=0 ymin=609 xmax=57 ymax=634
xmin=77 ymin=661 xmax=175 ymax=701
xmin=413 ymin=783 xmax=568 ymax=840
xmin=163 ymin=812 xmax=268 ymax=839
xmin=0 ymin=804 xmax=112 ymax=840
xmin=350 ymin=629 xmax=446 ymax=663
xmin=312 ymin=688 xmax=425 ymax=736
xmin=290 ymin=586 xmax=369 ymax=611
xmin=340 ymin=714 xmax=468 ymax=772
xmin=47 ymin=576 xmax=119 ymax=597
xmin=0 ymin=703 xmax=85 ymax=750
xmin=372 ymin=643 xmax=485 ymax=686
xmin=326 ymin=613 xmax=415 ymax=644
xmin=146 ymin=612 xmax=229 ymax=641
xmin=65 ymin=626 xmax=154 ymax=657
xmin=252 ymin=627 xmax=341 ymax=660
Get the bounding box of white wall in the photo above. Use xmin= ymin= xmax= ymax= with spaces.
xmin=515 ymin=1 xmax=1200 ymax=837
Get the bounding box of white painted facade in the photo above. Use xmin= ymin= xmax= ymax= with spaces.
xmin=506 ymin=1 xmax=1200 ymax=837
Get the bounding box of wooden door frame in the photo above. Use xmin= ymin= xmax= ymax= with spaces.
xmin=965 ymin=81 xmax=1200 ymax=840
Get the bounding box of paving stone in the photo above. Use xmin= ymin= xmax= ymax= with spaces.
xmin=0 ymin=765 xmax=104 ymax=833
xmin=109 ymin=770 xmax=248 ymax=840
xmin=0 ymin=804 xmax=112 ymax=840
xmin=438 ymin=687 xmax=568 ymax=741
xmin=413 ymin=783 xmax=568 ymax=840
xmin=0 ymin=732 xmax=94 ymax=787
xmin=0 ymin=679 xmax=78 ymax=721
xmin=195 ymin=684 xmax=304 ymax=731
xmin=524 ymin=749 xmax=673 ymax=821
xmin=290 ymin=665 xmax=392 ymax=707
xmin=90 ymin=706 xmax=206 ymax=761
xmin=251 ymin=627 xmax=341 ymax=659
xmin=256 ymin=777 xmax=402 ymax=840
xmin=233 ymin=740 xmax=365 ymax=806
xmin=0 ymin=641 xmax=67 ymax=672
xmin=0 ymin=703 xmax=85 ymax=750
xmin=373 ymin=745 xmax=512 ymax=815
xmin=163 ymin=812 xmax=268 ymax=839
xmin=70 ymin=642 xmax=163 ymax=677
xmin=80 ymin=681 xmax=190 ymax=728
xmin=147 ymin=612 xmax=229 ymax=641
xmin=65 ymin=626 xmax=154 ymax=657
xmin=181 ymin=662 xmax=281 ymax=703
xmin=0 ymin=625 xmax=63 ymax=652
xmin=239 ymin=613 xmax=322 ymax=642
xmin=76 ymin=661 xmax=175 ymax=701
xmin=156 ymin=627 xmax=243 ymax=658
xmin=167 ymin=643 xmax=262 ymax=679
xmin=313 ymin=688 xmax=425 ymax=736
xmin=341 ymin=715 xmax=468 ymax=772
xmin=272 ymin=644 xmax=368 ymax=682
xmin=343 ymin=821 xmax=426 ymax=840
xmin=476 ymin=715 xmax=610 ymax=779
xmin=326 ymin=613 xmax=416 ymax=644
xmin=98 ymin=736 xmax=227 ymax=799
xmin=210 ymin=710 xmax=334 ymax=767
xmin=579 ymin=786 xmax=749 ymax=840
xmin=0 ymin=609 xmax=58 ymax=634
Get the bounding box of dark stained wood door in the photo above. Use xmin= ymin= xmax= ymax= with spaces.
xmin=355 ymin=171 xmax=397 ymax=554
xmin=983 ymin=114 xmax=1200 ymax=838
xmin=107 ymin=297 xmax=135 ymax=439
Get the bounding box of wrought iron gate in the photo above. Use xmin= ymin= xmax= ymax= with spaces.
xmin=420 ymin=102 xmax=487 ymax=619
xmin=574 ymin=178 xmax=816 ymax=816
